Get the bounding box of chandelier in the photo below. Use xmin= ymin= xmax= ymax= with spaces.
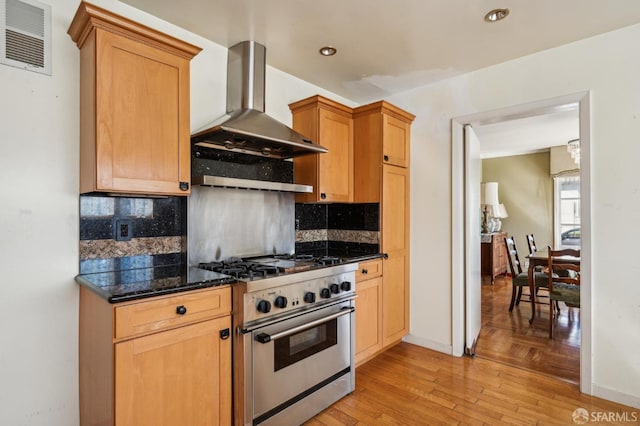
xmin=567 ymin=138 xmax=580 ymax=165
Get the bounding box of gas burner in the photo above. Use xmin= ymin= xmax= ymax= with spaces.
xmin=315 ymin=256 xmax=343 ymax=266
xmin=199 ymin=259 xmax=281 ymax=280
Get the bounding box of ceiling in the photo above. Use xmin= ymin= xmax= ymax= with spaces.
xmin=473 ymin=105 xmax=580 ymax=158
xmin=120 ymin=0 xmax=636 ymax=156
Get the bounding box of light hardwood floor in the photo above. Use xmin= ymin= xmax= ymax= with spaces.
xmin=307 ymin=342 xmax=637 ymax=425
xmin=306 ymin=277 xmax=637 ymax=424
xmin=475 ymin=275 xmax=580 ymax=383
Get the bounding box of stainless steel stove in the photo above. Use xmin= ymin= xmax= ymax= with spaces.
xmin=199 ymin=255 xmax=357 ymax=425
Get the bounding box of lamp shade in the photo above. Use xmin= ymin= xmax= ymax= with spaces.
xmin=481 ymin=182 xmax=499 ymax=205
xmin=495 ymin=203 xmax=508 ymax=219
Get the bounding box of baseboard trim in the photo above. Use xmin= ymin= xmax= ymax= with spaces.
xmin=592 ymin=384 xmax=640 ymax=409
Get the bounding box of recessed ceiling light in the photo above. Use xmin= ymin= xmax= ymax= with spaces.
xmin=484 ymin=8 xmax=510 ymax=22
xmin=319 ymin=46 xmax=337 ymax=56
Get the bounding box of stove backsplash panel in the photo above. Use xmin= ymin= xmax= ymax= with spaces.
xmin=192 ymin=150 xmax=293 ymax=183
xmin=295 ymin=203 xmax=380 ymax=257
xmin=188 ymin=186 xmax=295 ymax=265
xmin=79 ymin=195 xmax=187 ymax=274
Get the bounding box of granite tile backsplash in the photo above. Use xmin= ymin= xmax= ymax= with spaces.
xmin=79 ymin=195 xmax=187 ymax=274
xmin=295 ymin=203 xmax=380 ymax=257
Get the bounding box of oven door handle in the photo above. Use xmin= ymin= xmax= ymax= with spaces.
xmin=254 ymin=307 xmax=354 ymax=344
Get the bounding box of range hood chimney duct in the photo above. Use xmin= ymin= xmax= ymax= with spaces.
xmin=191 ymin=41 xmax=328 ymax=159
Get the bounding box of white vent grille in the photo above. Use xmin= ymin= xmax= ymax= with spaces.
xmin=0 ymin=0 xmax=51 ymax=75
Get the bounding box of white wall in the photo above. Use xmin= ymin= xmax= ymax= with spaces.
xmin=0 ymin=1 xmax=353 ymax=424
xmin=389 ymin=24 xmax=640 ymax=406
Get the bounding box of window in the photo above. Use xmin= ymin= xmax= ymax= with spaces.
xmin=554 ymin=175 xmax=581 ymax=247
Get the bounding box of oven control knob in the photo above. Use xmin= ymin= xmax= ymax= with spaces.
xmin=330 ymin=283 xmax=340 ymax=294
xmin=340 ymin=281 xmax=352 ymax=291
xmin=257 ymin=300 xmax=271 ymax=313
xmin=320 ymin=288 xmax=331 ymax=299
xmin=304 ymin=292 xmax=316 ymax=303
xmin=274 ymin=296 xmax=288 ymax=309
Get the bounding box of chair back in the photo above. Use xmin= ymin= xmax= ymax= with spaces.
xmin=504 ymin=236 xmax=523 ymax=276
xmin=546 ymin=246 xmax=581 ymax=291
xmin=526 ymin=234 xmax=538 ymax=256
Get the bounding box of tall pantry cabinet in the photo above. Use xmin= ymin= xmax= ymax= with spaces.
xmin=353 ymin=101 xmax=414 ymax=347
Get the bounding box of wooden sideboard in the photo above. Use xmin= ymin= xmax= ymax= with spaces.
xmin=481 ymin=231 xmax=508 ymax=284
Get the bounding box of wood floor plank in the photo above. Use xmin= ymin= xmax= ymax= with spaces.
xmin=475 ymin=276 xmax=580 ymax=383
xmin=305 ymin=342 xmax=638 ymax=425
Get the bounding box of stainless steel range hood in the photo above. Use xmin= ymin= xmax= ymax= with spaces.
xmin=191 ymin=41 xmax=328 ymax=159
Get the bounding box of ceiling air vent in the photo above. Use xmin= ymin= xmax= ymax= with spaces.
xmin=0 ymin=0 xmax=51 ymax=75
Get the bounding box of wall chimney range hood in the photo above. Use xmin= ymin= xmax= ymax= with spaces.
xmin=191 ymin=41 xmax=328 ymax=159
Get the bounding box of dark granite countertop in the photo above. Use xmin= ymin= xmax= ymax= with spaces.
xmin=76 ymin=253 xmax=385 ymax=304
xmin=75 ymin=265 xmax=236 ymax=303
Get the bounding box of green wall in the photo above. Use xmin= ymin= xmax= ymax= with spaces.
xmin=482 ymin=152 xmax=553 ymax=262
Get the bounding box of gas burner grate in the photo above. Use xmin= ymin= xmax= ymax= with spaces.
xmin=315 ymin=256 xmax=342 ymax=266
xmin=199 ymin=259 xmax=281 ymax=280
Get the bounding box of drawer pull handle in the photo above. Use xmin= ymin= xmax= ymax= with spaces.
xmin=220 ymin=328 xmax=230 ymax=340
xmin=176 ymin=305 xmax=187 ymax=315
xmin=362 ymin=268 xmax=368 ymax=274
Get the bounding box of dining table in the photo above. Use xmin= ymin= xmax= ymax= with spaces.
xmin=526 ymin=247 xmax=581 ymax=323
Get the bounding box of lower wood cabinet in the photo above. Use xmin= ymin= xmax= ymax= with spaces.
xmin=355 ymin=259 xmax=383 ymax=366
xmin=79 ymin=286 xmax=232 ymax=425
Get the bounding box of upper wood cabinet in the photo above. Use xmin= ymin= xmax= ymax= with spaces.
xmin=289 ymin=95 xmax=354 ymax=203
xmin=353 ymin=101 xmax=414 ymax=202
xmin=68 ymin=2 xmax=201 ymax=196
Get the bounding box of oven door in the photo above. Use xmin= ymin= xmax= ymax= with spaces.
xmin=250 ymin=299 xmax=354 ymax=424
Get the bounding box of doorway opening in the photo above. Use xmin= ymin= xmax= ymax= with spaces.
xmin=451 ymin=91 xmax=591 ymax=393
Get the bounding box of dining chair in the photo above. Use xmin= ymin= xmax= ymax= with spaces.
xmin=526 ymin=234 xmax=538 ymax=255
xmin=503 ymin=236 xmax=552 ymax=312
xmin=546 ymin=246 xmax=581 ymax=339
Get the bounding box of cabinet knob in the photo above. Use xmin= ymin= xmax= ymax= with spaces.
xmin=179 ymin=181 xmax=189 ymax=191
xmin=320 ymin=193 xmax=327 ymax=200
xmin=383 ymin=155 xmax=389 ymax=162
xmin=176 ymin=305 xmax=187 ymax=315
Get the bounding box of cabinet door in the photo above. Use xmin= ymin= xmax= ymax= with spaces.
xmin=382 ymin=114 xmax=410 ymax=168
xmin=115 ymin=316 xmax=231 ymax=426
xmin=381 ymin=165 xmax=410 ymax=345
xmin=382 ymin=165 xmax=408 ymax=253
xmin=317 ymin=108 xmax=353 ymax=202
xmin=355 ymin=276 xmax=382 ymax=365
xmin=95 ymin=30 xmax=191 ymax=195
xmin=382 ymin=253 xmax=409 ymax=345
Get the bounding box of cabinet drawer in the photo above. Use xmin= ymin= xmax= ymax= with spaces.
xmin=115 ymin=287 xmax=231 ymax=340
xmin=356 ymin=259 xmax=383 ymax=281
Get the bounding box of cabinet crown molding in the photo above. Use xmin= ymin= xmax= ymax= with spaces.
xmin=353 ymin=101 xmax=415 ymax=123
xmin=68 ymin=1 xmax=201 ymax=59
xmin=289 ymin=94 xmax=353 ymax=116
